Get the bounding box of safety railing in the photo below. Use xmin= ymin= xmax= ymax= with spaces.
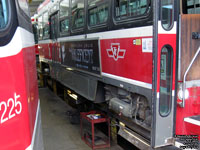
xmin=181 ymin=46 xmax=200 ymax=107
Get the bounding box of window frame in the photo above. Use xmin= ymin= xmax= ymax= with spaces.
xmin=71 ymin=0 xmax=85 ymax=33
xmin=59 ymin=17 xmax=70 ymax=36
xmin=87 ymin=0 xmax=109 ymax=29
xmin=161 ymin=0 xmax=174 ymax=31
xmin=59 ymin=0 xmax=70 ymax=36
xmin=49 ymin=12 xmax=59 ymax=40
xmin=159 ymin=45 xmax=173 ymax=117
xmin=182 ymin=0 xmax=200 ymax=14
xmin=0 ymin=0 xmax=18 ymax=46
xmin=113 ymin=0 xmax=151 ymax=23
xmin=37 ymin=14 xmax=43 ymax=41
xmin=0 ymin=0 xmax=9 ymax=30
xmin=42 ymin=11 xmax=50 ymax=40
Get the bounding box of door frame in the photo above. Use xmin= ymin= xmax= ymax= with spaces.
xmin=151 ymin=0 xmax=179 ymax=148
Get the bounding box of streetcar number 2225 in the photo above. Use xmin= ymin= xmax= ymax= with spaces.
xmin=0 ymin=93 xmax=22 ymax=124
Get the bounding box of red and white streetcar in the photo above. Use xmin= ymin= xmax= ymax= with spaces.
xmin=0 ymin=0 xmax=43 ymax=150
xmin=37 ymin=0 xmax=200 ymax=149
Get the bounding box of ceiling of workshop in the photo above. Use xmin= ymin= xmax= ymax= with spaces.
xmin=29 ymin=0 xmax=44 ymax=17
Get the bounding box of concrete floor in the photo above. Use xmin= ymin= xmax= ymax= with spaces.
xmin=39 ymin=88 xmax=123 ymax=150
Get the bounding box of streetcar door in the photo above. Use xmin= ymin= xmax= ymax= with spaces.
xmin=50 ymin=12 xmax=59 ymax=60
xmin=50 ymin=12 xmax=59 ymax=78
xmin=151 ymin=0 xmax=178 ymax=148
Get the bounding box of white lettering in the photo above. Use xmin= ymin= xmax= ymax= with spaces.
xmin=69 ymin=48 xmax=93 ymax=64
xmin=0 ymin=93 xmax=22 ymax=124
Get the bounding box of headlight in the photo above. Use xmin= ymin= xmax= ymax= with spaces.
xmin=178 ymin=89 xmax=189 ymax=100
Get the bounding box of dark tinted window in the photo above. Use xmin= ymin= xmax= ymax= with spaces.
xmin=88 ymin=0 xmax=108 ymax=26
xmin=159 ymin=46 xmax=173 ymax=117
xmin=43 ymin=12 xmax=49 ymax=39
xmin=161 ymin=0 xmax=174 ymax=30
xmin=60 ymin=19 xmax=69 ymax=33
xmin=60 ymin=0 xmax=70 ymax=34
xmin=50 ymin=13 xmax=58 ymax=39
xmin=0 ymin=0 xmax=8 ymax=29
xmin=71 ymin=0 xmax=85 ymax=29
xmin=115 ymin=0 xmax=148 ymax=20
xmin=38 ymin=15 xmax=43 ymax=40
xmin=183 ymin=0 xmax=200 ymax=14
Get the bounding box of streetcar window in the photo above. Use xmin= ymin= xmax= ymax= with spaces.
xmin=60 ymin=19 xmax=69 ymax=33
xmin=18 ymin=0 xmax=30 ymax=17
xmin=115 ymin=0 xmax=148 ymax=20
xmin=159 ymin=46 xmax=173 ymax=117
xmin=38 ymin=15 xmax=43 ymax=40
xmin=71 ymin=0 xmax=85 ymax=29
xmin=161 ymin=0 xmax=174 ymax=30
xmin=50 ymin=13 xmax=58 ymax=39
xmin=183 ymin=0 xmax=200 ymax=14
xmin=0 ymin=0 xmax=8 ymax=29
xmin=60 ymin=0 xmax=70 ymax=18
xmin=60 ymin=0 xmax=70 ymax=34
xmin=88 ymin=0 xmax=108 ymax=26
xmin=43 ymin=12 xmax=49 ymax=39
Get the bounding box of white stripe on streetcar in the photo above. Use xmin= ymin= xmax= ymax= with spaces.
xmin=0 ymin=27 xmax=34 ymax=58
xmin=25 ymin=100 xmax=41 ymax=150
xmin=88 ymin=26 xmax=153 ymax=40
xmin=102 ymin=72 xmax=152 ymax=89
xmin=184 ymin=117 xmax=200 ymax=126
xmin=56 ymin=26 xmax=153 ymax=42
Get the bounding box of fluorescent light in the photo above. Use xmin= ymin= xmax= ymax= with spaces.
xmin=162 ymin=5 xmax=173 ymax=9
xmin=66 ymin=67 xmax=73 ymax=71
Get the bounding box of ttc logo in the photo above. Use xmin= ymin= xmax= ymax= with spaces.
xmin=106 ymin=43 xmax=126 ymax=61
